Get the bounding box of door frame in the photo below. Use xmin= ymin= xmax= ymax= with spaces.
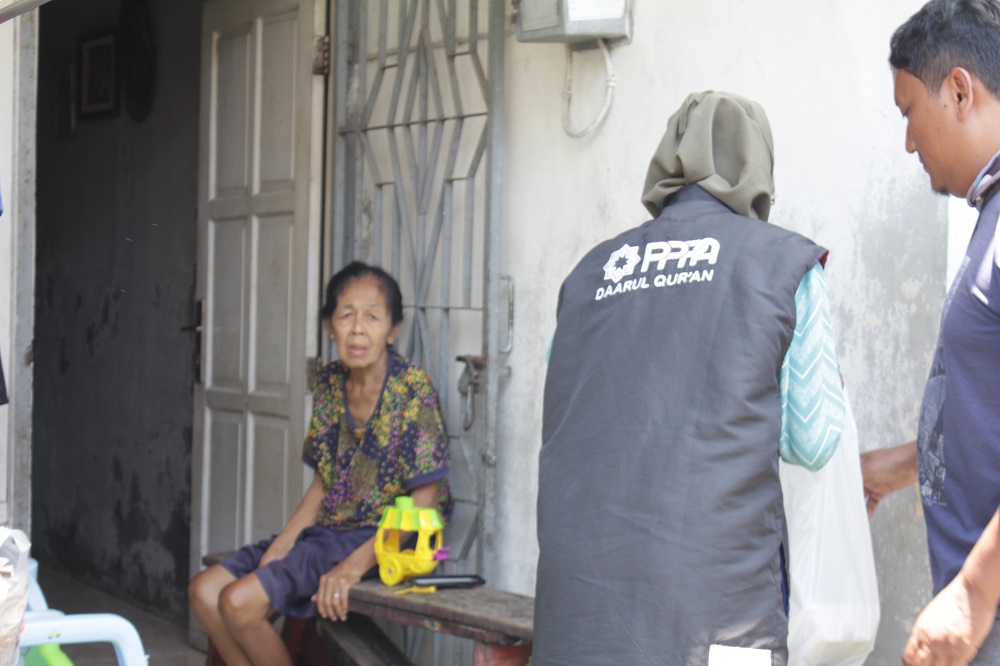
xmin=1 ymin=9 xmax=37 ymax=532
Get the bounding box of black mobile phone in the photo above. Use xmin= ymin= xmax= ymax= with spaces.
xmin=410 ymin=574 xmax=486 ymax=589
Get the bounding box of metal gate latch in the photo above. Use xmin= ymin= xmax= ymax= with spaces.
xmin=456 ymin=355 xmax=486 ymax=431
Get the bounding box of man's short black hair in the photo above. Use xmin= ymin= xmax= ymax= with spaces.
xmin=321 ymin=261 xmax=404 ymax=326
xmin=890 ymin=0 xmax=1000 ymax=96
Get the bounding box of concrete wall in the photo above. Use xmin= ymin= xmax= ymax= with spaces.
xmin=494 ymin=1 xmax=942 ymax=662
xmin=32 ymin=0 xmax=200 ymax=623
xmin=0 ymin=6 xmax=37 ymax=534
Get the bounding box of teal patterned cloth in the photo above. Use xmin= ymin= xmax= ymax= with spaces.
xmin=779 ymin=264 xmax=846 ymax=470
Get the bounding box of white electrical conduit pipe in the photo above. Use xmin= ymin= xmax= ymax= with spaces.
xmin=562 ymin=37 xmax=616 ymax=139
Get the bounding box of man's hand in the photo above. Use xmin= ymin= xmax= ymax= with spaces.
xmin=903 ymin=574 xmax=995 ymax=665
xmin=861 ymin=441 xmax=918 ymax=517
xmin=905 ymin=507 xmax=1000 ymax=664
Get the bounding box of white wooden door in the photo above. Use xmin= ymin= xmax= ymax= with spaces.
xmin=190 ymin=0 xmax=325 ymax=604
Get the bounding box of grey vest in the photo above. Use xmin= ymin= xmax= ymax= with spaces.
xmin=534 ymin=186 xmax=826 ymax=666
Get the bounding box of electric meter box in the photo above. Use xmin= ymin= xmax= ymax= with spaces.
xmin=516 ymin=0 xmax=632 ymax=44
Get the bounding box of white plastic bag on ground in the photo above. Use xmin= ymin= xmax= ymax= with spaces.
xmin=780 ymin=389 xmax=880 ymax=666
xmin=0 ymin=527 xmax=30 ymax=665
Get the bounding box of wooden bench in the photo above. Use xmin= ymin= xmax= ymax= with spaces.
xmin=318 ymin=579 xmax=533 ymax=666
xmin=199 ymin=553 xmax=534 ymax=666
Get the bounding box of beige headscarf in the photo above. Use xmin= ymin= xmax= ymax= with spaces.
xmin=641 ymin=91 xmax=775 ymax=221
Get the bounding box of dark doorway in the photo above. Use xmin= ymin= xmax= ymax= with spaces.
xmin=33 ymin=0 xmax=201 ymax=624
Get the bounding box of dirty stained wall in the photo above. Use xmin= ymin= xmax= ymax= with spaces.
xmin=495 ymin=1 xmax=941 ymax=663
xmin=32 ymin=0 xmax=200 ymax=623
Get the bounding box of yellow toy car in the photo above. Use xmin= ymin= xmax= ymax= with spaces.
xmin=374 ymin=496 xmax=447 ymax=586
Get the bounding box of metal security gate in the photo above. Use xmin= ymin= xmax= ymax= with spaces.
xmin=328 ymin=0 xmax=505 ymax=608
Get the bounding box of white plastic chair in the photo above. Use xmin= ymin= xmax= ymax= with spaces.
xmin=18 ymin=559 xmax=149 ymax=666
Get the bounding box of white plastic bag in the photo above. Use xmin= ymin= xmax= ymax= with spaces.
xmin=780 ymin=389 xmax=880 ymax=666
xmin=0 ymin=526 xmax=30 ymax=665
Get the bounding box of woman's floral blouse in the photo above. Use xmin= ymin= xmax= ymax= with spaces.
xmin=303 ymin=350 xmax=452 ymax=529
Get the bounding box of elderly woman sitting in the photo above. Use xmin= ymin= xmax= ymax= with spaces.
xmin=189 ymin=261 xmax=451 ymax=666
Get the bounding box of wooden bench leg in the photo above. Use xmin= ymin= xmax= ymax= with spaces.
xmin=473 ymin=642 xmax=532 ymax=666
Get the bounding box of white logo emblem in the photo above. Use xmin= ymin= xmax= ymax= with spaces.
xmin=603 ymin=244 xmax=641 ymax=283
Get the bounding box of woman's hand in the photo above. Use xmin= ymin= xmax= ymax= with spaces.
xmin=309 ymin=485 xmax=440 ymax=621
xmin=313 ymin=564 xmax=362 ymax=622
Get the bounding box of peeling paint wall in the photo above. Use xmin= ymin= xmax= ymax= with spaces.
xmin=32 ymin=0 xmax=200 ymax=624
xmin=495 ymin=1 xmax=941 ymax=662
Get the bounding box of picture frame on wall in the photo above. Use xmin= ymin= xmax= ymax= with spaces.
xmin=78 ymin=28 xmax=119 ymax=118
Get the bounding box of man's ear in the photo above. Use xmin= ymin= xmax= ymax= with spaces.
xmin=948 ymin=66 xmax=975 ymax=119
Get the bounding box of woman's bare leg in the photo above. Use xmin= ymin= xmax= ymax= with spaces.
xmin=188 ymin=565 xmax=254 ymax=666
xmin=219 ymin=572 xmax=292 ymax=666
